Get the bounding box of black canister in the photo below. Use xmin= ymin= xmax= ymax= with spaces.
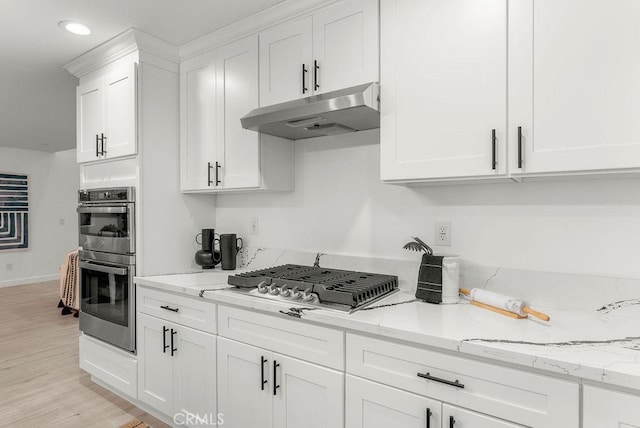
xmin=195 ymin=228 xmax=221 ymax=269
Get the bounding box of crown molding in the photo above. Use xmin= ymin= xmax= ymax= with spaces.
xmin=179 ymin=0 xmax=340 ymax=60
xmin=64 ymin=28 xmax=179 ymax=77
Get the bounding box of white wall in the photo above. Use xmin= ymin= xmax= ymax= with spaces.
xmin=0 ymin=147 xmax=79 ymax=286
xmin=216 ymin=129 xmax=640 ymax=279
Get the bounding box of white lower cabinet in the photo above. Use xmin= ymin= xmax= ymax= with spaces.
xmin=217 ymin=337 xmax=344 ymax=428
xmin=137 ymin=312 xmax=216 ymax=423
xmin=346 ymin=376 xmax=523 ymax=428
xmin=346 ymin=375 xmax=442 ymax=428
xmin=346 ymin=333 xmax=578 ymax=428
xmin=583 ymin=385 xmax=640 ymax=428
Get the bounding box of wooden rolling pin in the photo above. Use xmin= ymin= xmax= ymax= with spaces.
xmin=459 ymin=288 xmax=550 ymax=321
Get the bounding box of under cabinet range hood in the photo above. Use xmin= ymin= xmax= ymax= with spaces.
xmin=241 ymin=82 xmax=380 ymax=140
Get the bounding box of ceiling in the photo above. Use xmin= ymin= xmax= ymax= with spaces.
xmin=0 ymin=0 xmax=286 ymax=153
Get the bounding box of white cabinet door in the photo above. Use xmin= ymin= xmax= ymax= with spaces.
xmin=217 ymin=338 xmax=273 ymax=428
xmin=380 ymin=0 xmax=508 ymax=182
xmin=312 ymin=0 xmax=379 ymax=94
xmin=273 ymin=354 xmax=344 ymax=428
xmin=216 ymin=36 xmax=261 ymax=189
xmin=137 ymin=313 xmax=174 ymax=416
xmin=103 ymin=62 xmax=137 ymax=159
xmin=180 ymin=51 xmax=217 ymax=191
xmin=443 ymin=404 xmax=524 ymax=428
xmin=509 ymin=0 xmax=640 ymax=175
xmin=583 ymin=385 xmax=640 ymax=428
xmin=173 ymin=324 xmax=217 ymax=423
xmin=346 ymin=375 xmax=442 ymax=428
xmin=259 ymin=17 xmax=313 ymax=107
xmin=76 ymin=77 xmax=104 ymax=163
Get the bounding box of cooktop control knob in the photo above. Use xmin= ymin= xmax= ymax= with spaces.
xmin=279 ymin=285 xmax=291 ymax=297
xmin=268 ymin=283 xmax=280 ymax=295
xmin=301 ymin=289 xmax=315 ymax=302
xmin=289 ymin=286 xmax=301 ymax=300
xmin=257 ymin=281 xmax=269 ymax=294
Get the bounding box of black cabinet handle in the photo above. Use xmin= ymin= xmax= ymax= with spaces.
xmin=100 ymin=133 xmax=106 ymax=155
xmin=449 ymin=416 xmax=456 ymax=428
xmin=273 ymin=360 xmax=280 ymax=395
xmin=417 ymin=372 xmax=465 ymax=389
xmin=160 ymin=305 xmax=179 ymax=312
xmin=96 ymin=134 xmax=99 ymax=157
xmin=215 ymin=161 xmax=221 ymax=186
xmin=162 ymin=326 xmax=169 ymax=353
xmin=302 ymin=64 xmax=308 ymax=94
xmin=207 ymin=162 xmax=213 ymax=186
xmin=491 ymin=129 xmax=497 ymax=170
xmin=261 ymin=356 xmax=267 ymax=391
xmin=171 ymin=328 xmax=177 ymax=356
xmin=517 ymin=126 xmax=523 ymax=168
xmin=314 ymin=60 xmax=320 ymax=91
xmin=426 ymin=408 xmax=432 ymax=428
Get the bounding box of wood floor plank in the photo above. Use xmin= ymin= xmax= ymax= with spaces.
xmin=0 ymin=281 xmax=169 ymax=428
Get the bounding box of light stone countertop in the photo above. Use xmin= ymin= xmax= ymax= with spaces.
xmin=136 ymin=266 xmax=640 ymax=393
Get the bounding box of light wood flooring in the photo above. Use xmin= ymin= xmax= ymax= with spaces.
xmin=0 ymin=280 xmax=169 ymax=428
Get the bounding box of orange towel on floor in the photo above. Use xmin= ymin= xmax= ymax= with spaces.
xmin=60 ymin=249 xmax=80 ymax=310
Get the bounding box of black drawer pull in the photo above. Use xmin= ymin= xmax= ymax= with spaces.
xmin=417 ymin=372 xmax=465 ymax=389
xmin=450 ymin=415 xmax=456 ymax=428
xmin=162 ymin=326 xmax=169 ymax=353
xmin=517 ymin=126 xmax=523 ymax=168
xmin=491 ymin=129 xmax=497 ymax=170
xmin=160 ymin=305 xmax=179 ymax=312
xmin=207 ymin=162 xmax=213 ymax=186
xmin=302 ymin=64 xmax=308 ymax=94
xmin=261 ymin=356 xmax=267 ymax=390
xmin=273 ymin=360 xmax=280 ymax=396
xmin=426 ymin=408 xmax=432 ymax=428
xmin=171 ymin=328 xmax=177 ymax=356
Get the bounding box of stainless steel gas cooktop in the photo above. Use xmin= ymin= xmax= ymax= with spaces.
xmin=227 ymin=264 xmax=399 ymax=313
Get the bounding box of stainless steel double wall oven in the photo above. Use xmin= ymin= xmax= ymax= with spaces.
xmin=77 ymin=187 xmax=136 ymax=352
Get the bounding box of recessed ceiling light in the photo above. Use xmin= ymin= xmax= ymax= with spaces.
xmin=59 ymin=21 xmax=91 ymax=36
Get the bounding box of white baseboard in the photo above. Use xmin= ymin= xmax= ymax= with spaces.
xmin=0 ymin=274 xmax=60 ymax=288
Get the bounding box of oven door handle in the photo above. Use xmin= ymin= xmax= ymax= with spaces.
xmin=77 ymin=206 xmax=128 ymax=214
xmin=80 ymin=261 xmax=128 ymax=276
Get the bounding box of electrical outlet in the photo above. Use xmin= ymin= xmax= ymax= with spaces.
xmin=249 ymin=217 xmax=259 ymax=235
xmin=6 ymin=263 xmax=13 ymax=271
xmin=435 ymin=221 xmax=451 ymax=246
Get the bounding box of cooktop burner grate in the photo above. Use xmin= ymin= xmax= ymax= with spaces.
xmin=228 ymin=264 xmax=398 ymax=309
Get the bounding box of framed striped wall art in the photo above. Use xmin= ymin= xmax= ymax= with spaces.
xmin=0 ymin=173 xmax=29 ymax=251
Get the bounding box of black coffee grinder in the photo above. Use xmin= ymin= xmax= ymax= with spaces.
xmin=195 ymin=228 xmax=221 ymax=269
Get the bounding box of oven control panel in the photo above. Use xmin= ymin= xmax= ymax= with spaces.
xmin=79 ymin=187 xmax=135 ymax=203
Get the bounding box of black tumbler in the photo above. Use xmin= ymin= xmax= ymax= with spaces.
xmin=218 ymin=234 xmax=243 ymax=270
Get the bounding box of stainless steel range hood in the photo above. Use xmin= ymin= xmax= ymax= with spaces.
xmin=241 ymin=82 xmax=380 ymax=140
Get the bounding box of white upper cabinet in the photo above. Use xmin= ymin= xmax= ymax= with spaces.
xmin=76 ymin=62 xmax=137 ymax=163
xmin=215 ymin=35 xmax=261 ymax=189
xmin=180 ymin=35 xmax=293 ymax=193
xmin=509 ymin=0 xmax=640 ymax=176
xmin=381 ymin=0 xmax=640 ymax=183
xmin=259 ymin=0 xmax=379 ymax=107
xmin=180 ymin=51 xmax=217 ymax=191
xmin=259 ymin=17 xmax=313 ymax=107
xmin=380 ymin=0 xmax=508 ymax=182
xmin=312 ymin=0 xmax=379 ymax=95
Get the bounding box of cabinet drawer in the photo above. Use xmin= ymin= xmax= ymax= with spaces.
xmin=218 ymin=305 xmax=344 ymax=370
xmin=137 ymin=286 xmax=216 ymax=333
xmin=583 ymin=385 xmax=640 ymax=427
xmin=79 ymin=334 xmax=137 ymax=399
xmin=346 ymin=333 xmax=578 ymax=428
